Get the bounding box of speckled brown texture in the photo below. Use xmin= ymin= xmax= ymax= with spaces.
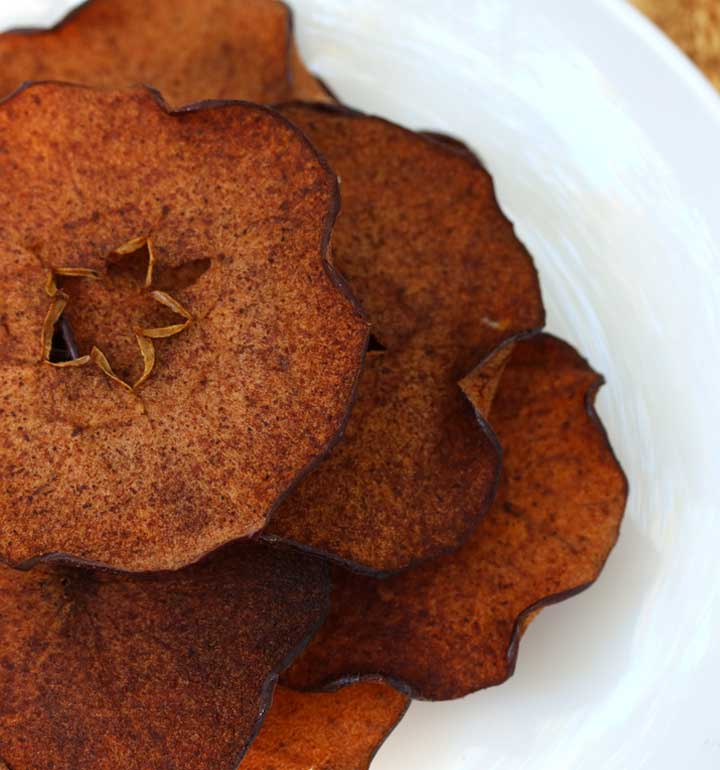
xmin=282 ymin=335 xmax=628 ymax=700
xmin=0 ymin=541 xmax=329 ymax=770
xmin=0 ymin=0 xmax=321 ymax=106
xmin=243 ymin=682 xmax=409 ymax=770
xmin=264 ymin=104 xmax=545 ymax=574
xmin=0 ymin=83 xmax=367 ymax=572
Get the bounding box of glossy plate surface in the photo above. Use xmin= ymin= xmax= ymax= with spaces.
xmin=3 ymin=1 xmax=720 ymax=768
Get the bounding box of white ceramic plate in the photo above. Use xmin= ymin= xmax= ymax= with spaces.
xmin=3 ymin=1 xmax=719 ymax=768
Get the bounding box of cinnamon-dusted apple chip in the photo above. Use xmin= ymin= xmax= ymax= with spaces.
xmin=0 ymin=542 xmax=329 ymax=770
xmin=283 ymin=335 xmax=628 ymax=699
xmin=0 ymin=0 xmax=321 ymax=106
xmin=243 ymin=683 xmax=409 ymax=770
xmin=0 ymin=83 xmax=367 ymax=572
xmin=264 ymin=104 xmax=545 ymax=574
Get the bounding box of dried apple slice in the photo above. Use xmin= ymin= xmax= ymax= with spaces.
xmin=0 ymin=83 xmax=367 ymax=572
xmin=266 ymin=346 xmax=503 ymax=575
xmin=0 ymin=0 xmax=318 ymax=106
xmin=275 ymin=106 xmax=543 ymax=357
xmin=288 ymin=41 xmax=337 ymax=103
xmin=0 ymin=542 xmax=329 ymax=770
xmin=264 ymin=104 xmax=545 ymax=574
xmin=283 ymin=334 xmax=628 ymax=700
xmin=243 ymin=683 xmax=409 ymax=770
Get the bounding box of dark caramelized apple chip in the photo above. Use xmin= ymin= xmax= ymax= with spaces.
xmin=282 ymin=335 xmax=628 ymax=700
xmin=0 ymin=0 xmax=325 ymax=105
xmin=264 ymin=104 xmax=545 ymax=574
xmin=274 ymin=106 xmax=544 ymax=357
xmin=0 ymin=542 xmax=329 ymax=770
xmin=243 ymin=683 xmax=409 ymax=770
xmin=0 ymin=83 xmax=367 ymax=572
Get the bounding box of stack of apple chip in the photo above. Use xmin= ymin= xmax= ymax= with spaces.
xmin=0 ymin=2 xmax=628 ymax=769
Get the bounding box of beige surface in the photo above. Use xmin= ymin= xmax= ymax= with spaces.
xmin=634 ymin=0 xmax=720 ymax=88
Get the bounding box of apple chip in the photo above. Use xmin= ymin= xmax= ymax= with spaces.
xmin=243 ymin=683 xmax=409 ymax=770
xmin=0 ymin=542 xmax=329 ymax=770
xmin=0 ymin=0 xmax=323 ymax=106
xmin=264 ymin=104 xmax=545 ymax=574
xmin=288 ymin=42 xmax=337 ymax=103
xmin=459 ymin=335 xmax=517 ymax=419
xmin=0 ymin=83 xmax=367 ymax=572
xmin=283 ymin=334 xmax=628 ymax=699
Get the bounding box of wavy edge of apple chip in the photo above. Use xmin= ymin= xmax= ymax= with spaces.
xmin=1 ymin=82 xmax=369 ymax=575
xmin=227 ymin=562 xmax=334 ymax=770
xmin=259 ymin=105 xmax=546 ymax=577
xmin=281 ymin=334 xmax=628 ymax=700
xmin=261 ymin=406 xmax=503 ymax=580
xmin=285 ymin=9 xmax=338 ymax=104
xmin=261 ymin=342 xmax=544 ymax=581
xmin=0 ymin=542 xmax=332 ymax=770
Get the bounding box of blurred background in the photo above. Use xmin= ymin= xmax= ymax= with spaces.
xmin=633 ymin=0 xmax=720 ymax=87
